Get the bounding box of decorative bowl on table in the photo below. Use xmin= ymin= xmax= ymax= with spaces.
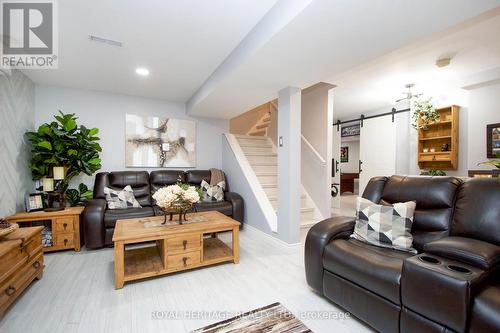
xmin=0 ymin=219 xmax=19 ymax=238
xmin=152 ymin=183 xmax=201 ymax=225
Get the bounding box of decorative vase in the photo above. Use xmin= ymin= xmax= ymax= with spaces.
xmin=159 ymin=201 xmax=194 ymax=225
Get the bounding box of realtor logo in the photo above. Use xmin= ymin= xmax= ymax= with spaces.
xmin=1 ymin=0 xmax=58 ymax=69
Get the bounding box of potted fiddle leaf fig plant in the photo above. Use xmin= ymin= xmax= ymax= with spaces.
xmin=412 ymin=98 xmax=440 ymax=130
xmin=26 ymin=111 xmax=102 ymax=195
xmin=66 ymin=183 xmax=94 ymax=207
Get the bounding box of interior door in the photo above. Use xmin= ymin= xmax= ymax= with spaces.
xmin=332 ymin=125 xmax=341 ymax=208
xmin=359 ymin=116 xmax=397 ymax=194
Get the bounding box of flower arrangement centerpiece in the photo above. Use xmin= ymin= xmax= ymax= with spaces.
xmin=412 ymin=98 xmax=440 ymax=130
xmin=152 ymin=181 xmax=202 ymax=224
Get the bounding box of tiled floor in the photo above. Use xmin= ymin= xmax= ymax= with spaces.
xmin=0 ymin=228 xmax=373 ymax=333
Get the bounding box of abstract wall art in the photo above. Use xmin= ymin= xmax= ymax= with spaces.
xmin=126 ymin=114 xmax=196 ymax=167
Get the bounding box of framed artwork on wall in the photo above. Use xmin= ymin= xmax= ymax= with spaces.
xmin=341 ymin=146 xmax=349 ymax=163
xmin=126 ymin=114 xmax=196 ymax=167
xmin=487 ymin=123 xmax=500 ymax=158
xmin=341 ymin=124 xmax=360 ymax=137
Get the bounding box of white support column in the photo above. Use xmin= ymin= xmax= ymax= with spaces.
xmin=277 ymin=87 xmax=302 ymax=244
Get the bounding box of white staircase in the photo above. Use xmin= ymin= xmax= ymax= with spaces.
xmin=235 ymin=134 xmax=318 ymax=233
xmin=246 ymin=102 xmax=276 ymax=137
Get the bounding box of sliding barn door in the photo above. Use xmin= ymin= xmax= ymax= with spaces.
xmin=359 ymin=116 xmax=396 ymax=194
xmin=332 ymin=127 xmax=341 ymax=208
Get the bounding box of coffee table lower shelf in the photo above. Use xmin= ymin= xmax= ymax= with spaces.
xmin=122 ymin=238 xmax=235 ymax=284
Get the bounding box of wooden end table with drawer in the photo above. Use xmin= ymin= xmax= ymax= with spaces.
xmin=112 ymin=210 xmax=240 ymax=289
xmin=7 ymin=207 xmax=84 ymax=252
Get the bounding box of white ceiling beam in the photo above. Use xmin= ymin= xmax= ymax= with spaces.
xmin=186 ymin=0 xmax=312 ymax=116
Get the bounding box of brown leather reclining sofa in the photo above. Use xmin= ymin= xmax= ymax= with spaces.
xmin=305 ymin=175 xmax=500 ymax=333
xmin=83 ymin=170 xmax=244 ymax=249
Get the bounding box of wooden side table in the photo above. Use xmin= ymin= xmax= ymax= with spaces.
xmin=7 ymin=207 xmax=84 ymax=252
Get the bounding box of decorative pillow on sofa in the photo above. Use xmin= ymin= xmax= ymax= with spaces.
xmin=103 ymin=185 xmax=142 ymax=209
xmin=351 ymin=197 xmax=417 ymax=253
xmin=200 ymin=180 xmax=225 ymax=202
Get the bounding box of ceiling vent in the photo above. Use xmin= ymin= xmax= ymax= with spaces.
xmin=89 ymin=35 xmax=123 ymax=47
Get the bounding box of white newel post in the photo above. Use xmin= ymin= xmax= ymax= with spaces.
xmin=277 ymin=87 xmax=302 ymax=244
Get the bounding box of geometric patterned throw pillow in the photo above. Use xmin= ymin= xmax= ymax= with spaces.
xmin=103 ymin=185 xmax=142 ymax=209
xmin=351 ymin=197 xmax=417 ymax=253
xmin=200 ymin=180 xmax=225 ymax=202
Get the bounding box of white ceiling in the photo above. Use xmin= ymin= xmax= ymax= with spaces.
xmin=330 ymin=8 xmax=500 ymax=120
xmin=187 ymin=0 xmax=500 ymax=119
xmin=24 ymin=0 xmax=278 ymax=102
xmin=22 ymin=0 xmax=500 ymax=119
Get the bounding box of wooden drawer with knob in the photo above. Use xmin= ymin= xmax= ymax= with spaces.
xmin=166 ymin=250 xmax=201 ymax=269
xmin=419 ymin=152 xmax=451 ymax=162
xmin=55 ymin=217 xmax=74 ymax=232
xmin=166 ymin=234 xmax=201 ymax=254
xmin=54 ymin=232 xmax=74 ymax=248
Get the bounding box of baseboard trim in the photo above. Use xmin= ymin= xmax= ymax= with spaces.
xmin=244 ymin=224 xmax=302 ymax=248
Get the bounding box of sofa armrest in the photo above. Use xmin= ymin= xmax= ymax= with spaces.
xmin=305 ymin=216 xmax=356 ymax=293
xmin=225 ymin=192 xmax=244 ymax=224
xmin=402 ymin=253 xmax=487 ymax=332
xmin=424 ymin=236 xmax=500 ymax=270
xmin=82 ymin=198 xmax=107 ymax=249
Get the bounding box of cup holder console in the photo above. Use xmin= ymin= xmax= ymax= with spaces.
xmin=418 ymin=255 xmax=472 ymax=274
xmin=446 ymin=265 xmax=472 ymax=274
xmin=418 ymin=255 xmax=441 ymax=265
xmin=402 ymin=254 xmax=486 ymax=333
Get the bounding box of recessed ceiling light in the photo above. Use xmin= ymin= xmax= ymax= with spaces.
xmin=135 ymin=67 xmax=150 ymax=76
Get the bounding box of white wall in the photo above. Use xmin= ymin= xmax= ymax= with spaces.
xmin=0 ymin=70 xmax=35 ymax=216
xmin=340 ymin=138 xmax=359 ymax=173
xmin=35 ymin=85 xmax=229 ymax=187
xmin=222 ymin=135 xmax=275 ymax=235
xmin=301 ymin=84 xmax=333 ymax=219
xmin=467 ymin=82 xmax=500 ymax=169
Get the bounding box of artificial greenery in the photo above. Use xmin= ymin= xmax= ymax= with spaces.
xmin=66 ymin=183 xmax=93 ymax=207
xmin=412 ymin=98 xmax=440 ymax=130
xmin=26 ymin=111 xmax=102 ymax=192
xmin=420 ymin=169 xmax=447 ymax=176
xmin=478 ymin=159 xmax=500 ymax=169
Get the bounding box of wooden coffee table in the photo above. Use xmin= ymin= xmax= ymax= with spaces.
xmin=112 ymin=210 xmax=240 ymax=289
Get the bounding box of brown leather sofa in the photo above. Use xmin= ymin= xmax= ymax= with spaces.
xmin=83 ymin=170 xmax=244 ymax=249
xmin=305 ymin=175 xmax=500 ymax=333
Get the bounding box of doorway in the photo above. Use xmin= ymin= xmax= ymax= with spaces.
xmin=340 ymin=135 xmax=360 ymax=196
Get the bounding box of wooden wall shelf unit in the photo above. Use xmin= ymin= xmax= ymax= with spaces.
xmin=418 ymin=105 xmax=459 ymax=170
xmin=7 ymin=207 xmax=84 ymax=252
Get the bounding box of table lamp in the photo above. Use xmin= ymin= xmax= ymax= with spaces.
xmin=43 ymin=166 xmax=66 ymax=212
